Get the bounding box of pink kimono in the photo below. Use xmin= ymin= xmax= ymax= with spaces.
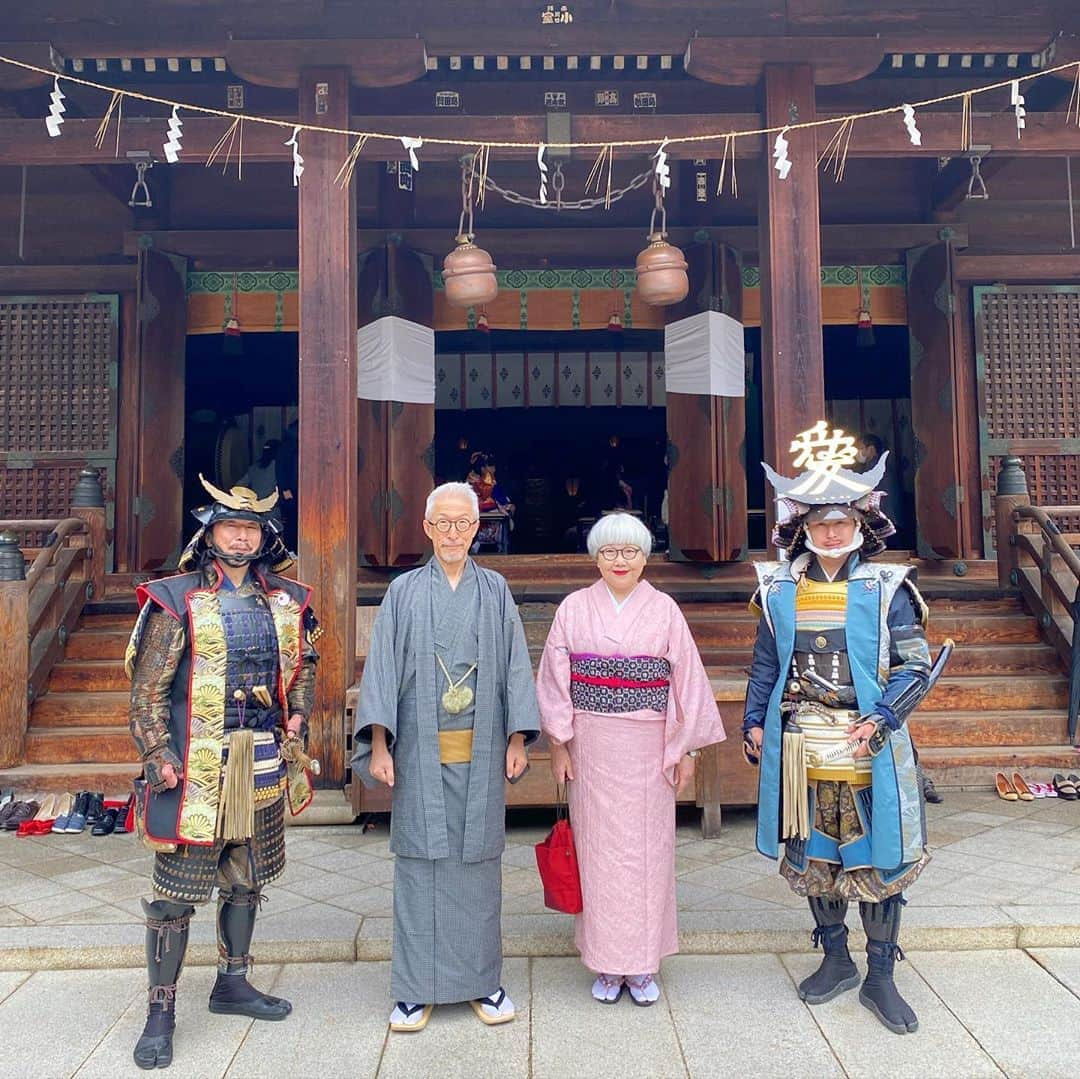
xmin=536 ymin=578 xmax=725 ymax=975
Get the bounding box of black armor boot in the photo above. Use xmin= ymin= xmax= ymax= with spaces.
xmin=134 ymin=898 xmax=194 ymax=1070
xmin=859 ymin=895 xmax=919 ymax=1034
xmin=208 ymin=887 xmax=292 ymax=1020
xmin=798 ymin=897 xmax=860 ymax=1004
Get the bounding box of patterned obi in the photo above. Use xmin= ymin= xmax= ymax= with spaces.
xmin=569 ymin=653 xmax=671 ymax=714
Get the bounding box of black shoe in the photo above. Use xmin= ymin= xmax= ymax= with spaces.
xmin=860 ymin=941 xmax=919 ymax=1034
xmin=208 ymin=972 xmax=292 ymax=1020
xmin=798 ymin=923 xmax=860 ymax=1004
xmin=114 ymin=793 xmax=135 ymax=833
xmin=92 ymin=807 xmax=119 ymax=836
xmin=133 ymin=986 xmax=177 ymax=1070
xmin=84 ymin=792 xmax=106 ymax=825
xmin=922 ymin=775 xmax=943 ymax=805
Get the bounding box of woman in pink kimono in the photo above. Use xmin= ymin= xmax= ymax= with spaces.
xmin=536 ymin=513 xmax=725 ymax=1005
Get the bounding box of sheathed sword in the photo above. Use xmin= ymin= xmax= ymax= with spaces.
xmin=807 ymin=638 xmax=955 ymax=766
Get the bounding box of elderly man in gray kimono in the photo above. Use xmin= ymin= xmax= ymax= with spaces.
xmin=352 ymin=481 xmax=540 ymax=1032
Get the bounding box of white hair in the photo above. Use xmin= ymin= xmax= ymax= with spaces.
xmin=425 ymin=482 xmax=479 ymax=520
xmin=586 ymin=512 xmax=653 ymax=558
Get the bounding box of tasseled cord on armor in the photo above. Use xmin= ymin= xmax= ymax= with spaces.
xmin=782 ymin=721 xmax=810 ymax=840
xmin=218 ymin=728 xmax=255 ymax=842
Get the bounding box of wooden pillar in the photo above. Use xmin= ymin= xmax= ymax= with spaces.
xmin=758 ymin=65 xmax=825 ymax=537
xmin=297 ymin=68 xmax=358 ymax=789
xmin=0 ymin=532 xmax=29 ymax=768
xmin=664 ymin=240 xmax=747 ymax=562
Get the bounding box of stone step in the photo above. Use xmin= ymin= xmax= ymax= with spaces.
xmin=24 ymin=727 xmax=141 ymax=766
xmin=919 ymin=745 xmax=1080 ymax=788
xmin=909 ymin=710 xmax=1070 ymax=747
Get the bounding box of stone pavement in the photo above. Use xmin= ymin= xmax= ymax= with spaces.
xmin=2 ymin=790 xmax=1079 ymax=969
xmin=2 ymin=949 xmax=1080 ymax=1077
xmin=1 ymin=791 xmax=1080 ymax=1076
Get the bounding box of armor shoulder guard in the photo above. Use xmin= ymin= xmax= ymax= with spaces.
xmin=899 ymin=574 xmax=929 ymax=628
xmin=136 ymin=572 xmax=203 ymax=621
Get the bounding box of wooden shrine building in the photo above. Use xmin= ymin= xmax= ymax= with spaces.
xmin=1 ymin=1 xmax=1079 ymax=824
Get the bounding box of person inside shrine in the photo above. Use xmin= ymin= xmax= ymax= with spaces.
xmin=467 ymin=451 xmax=514 ymax=553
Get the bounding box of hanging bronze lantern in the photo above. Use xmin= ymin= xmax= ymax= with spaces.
xmin=443 ymin=236 xmax=498 ymax=309
xmin=443 ymin=155 xmax=499 ymax=309
xmin=635 ymin=176 xmax=688 ymax=307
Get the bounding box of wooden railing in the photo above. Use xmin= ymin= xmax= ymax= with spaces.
xmin=995 ymin=456 xmax=1080 ymax=743
xmin=0 ymin=469 xmax=107 ymax=768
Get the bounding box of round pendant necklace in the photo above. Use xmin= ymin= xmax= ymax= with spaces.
xmin=437 ymin=654 xmax=478 ymax=714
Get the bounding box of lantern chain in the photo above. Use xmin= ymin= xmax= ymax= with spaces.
xmin=482 ymin=165 xmax=652 ymax=211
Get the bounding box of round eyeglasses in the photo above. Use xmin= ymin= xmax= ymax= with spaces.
xmin=598 ymin=546 xmax=643 ymax=562
xmin=427 ymin=517 xmax=477 ymax=534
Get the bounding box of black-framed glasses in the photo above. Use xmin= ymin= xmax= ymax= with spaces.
xmin=598 ymin=546 xmax=643 ymax=562
xmin=427 ymin=517 xmax=477 ymax=534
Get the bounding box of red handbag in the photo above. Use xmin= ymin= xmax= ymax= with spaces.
xmin=534 ymin=800 xmax=583 ymax=914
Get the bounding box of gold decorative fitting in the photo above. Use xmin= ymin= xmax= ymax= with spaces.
xmin=199 ymin=473 xmax=278 ymax=512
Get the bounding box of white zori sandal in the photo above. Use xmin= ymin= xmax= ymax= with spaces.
xmin=469 ymin=986 xmax=516 ymax=1025
xmin=625 ymin=973 xmax=661 ymax=1006
xmin=592 ymin=974 xmax=624 ymax=1003
xmin=389 ymin=1001 xmax=433 ymax=1032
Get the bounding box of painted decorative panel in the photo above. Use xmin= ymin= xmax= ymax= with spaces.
xmin=435 ymin=354 xmax=460 ymax=410
xmin=464 ymin=352 xmax=494 ymax=410
xmin=557 ymin=352 xmax=587 ymax=407
xmin=528 ymin=352 xmax=556 ymax=407
xmin=494 ymin=354 xmax=525 ymax=408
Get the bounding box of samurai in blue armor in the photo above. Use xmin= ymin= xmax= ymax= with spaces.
xmin=742 ymin=424 xmax=933 ymax=1035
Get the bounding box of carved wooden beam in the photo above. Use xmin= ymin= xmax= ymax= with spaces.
xmin=685 ymin=37 xmax=885 ymax=87
xmin=226 ymin=39 xmax=428 ymax=89
xmin=0 ymin=43 xmax=64 ymax=90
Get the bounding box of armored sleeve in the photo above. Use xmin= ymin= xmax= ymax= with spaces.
xmin=128 ymin=607 xmax=186 ymax=792
xmin=742 ymin=615 xmax=780 ymax=733
xmin=874 ymin=582 xmax=932 ymax=730
xmin=285 ymin=606 xmax=321 ymax=719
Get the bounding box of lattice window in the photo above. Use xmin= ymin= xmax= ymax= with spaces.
xmin=975 ymin=286 xmax=1080 ymax=551
xmin=0 ymin=297 xmax=117 ymax=455
xmin=978 ymin=291 xmax=1080 ymax=441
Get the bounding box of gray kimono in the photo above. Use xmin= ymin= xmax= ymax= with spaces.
xmin=351 ymin=558 xmax=540 ymax=1003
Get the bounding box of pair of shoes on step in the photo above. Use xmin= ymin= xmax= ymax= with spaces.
xmin=995 ymin=772 xmax=1035 ymax=802
xmin=52 ymin=791 xmax=105 ymax=833
xmin=2 ymin=797 xmax=41 ymax=830
xmin=92 ymin=794 xmax=135 ymax=835
xmin=1052 ymin=773 xmax=1080 ymax=800
xmin=389 ymin=987 xmax=516 ymax=1032
xmin=590 ymin=972 xmax=660 ymax=1006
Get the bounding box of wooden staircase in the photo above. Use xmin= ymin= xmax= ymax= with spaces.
xmin=1 ymin=581 xmax=1075 ymax=797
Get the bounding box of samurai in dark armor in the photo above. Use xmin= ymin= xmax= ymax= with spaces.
xmin=125 ymin=474 xmax=321 ymax=1069
xmin=742 ymin=422 xmax=935 ymax=1036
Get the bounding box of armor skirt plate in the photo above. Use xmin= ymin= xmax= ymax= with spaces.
xmin=151 ymin=797 xmax=286 ymax=903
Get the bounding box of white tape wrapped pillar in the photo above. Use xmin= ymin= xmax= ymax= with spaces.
xmin=356 ymin=315 xmax=435 ymax=403
xmin=663 ymin=310 xmax=745 ymax=397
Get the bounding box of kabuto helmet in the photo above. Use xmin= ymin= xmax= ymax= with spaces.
xmin=178 ymin=473 xmax=293 ymax=572
xmin=763 ymin=421 xmax=897 ymax=560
